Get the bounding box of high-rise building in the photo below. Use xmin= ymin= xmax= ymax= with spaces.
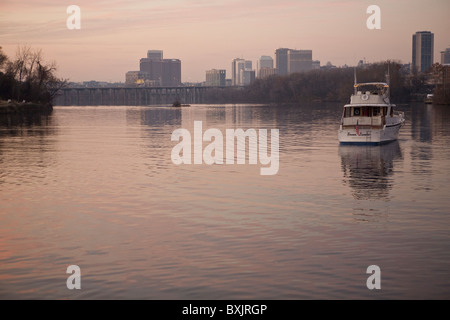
xmin=162 ymin=59 xmax=181 ymax=87
xmin=258 ymin=68 xmax=276 ymax=79
xmin=258 ymin=56 xmax=273 ymax=69
xmin=257 ymin=56 xmax=274 ymax=77
xmin=232 ymin=58 xmax=254 ymax=86
xmin=275 ymin=48 xmax=289 ymax=75
xmin=241 ymin=69 xmax=255 ymax=85
xmin=412 ymin=31 xmax=434 ymax=73
xmin=275 ymin=48 xmax=313 ymax=75
xmin=441 ymin=48 xmax=450 ymax=65
xmin=287 ymin=49 xmax=312 ymax=74
xmin=232 ymin=58 xmax=245 ymax=86
xmin=140 ymin=58 xmax=163 ymax=85
xmin=206 ymin=69 xmax=226 ymax=86
xmin=138 ymin=50 xmax=181 ymax=86
xmin=231 ymin=59 xmax=253 ymax=86
xmin=147 ymin=50 xmax=163 ymax=60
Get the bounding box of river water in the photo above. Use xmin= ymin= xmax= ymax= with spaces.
xmin=0 ymin=103 xmax=449 ymax=299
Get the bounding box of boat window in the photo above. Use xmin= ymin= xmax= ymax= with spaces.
xmin=345 ymin=108 xmax=351 ymax=117
xmin=353 ymin=107 xmax=361 ymax=116
xmin=373 ymin=107 xmax=380 ymax=116
xmin=363 ymin=107 xmax=370 ymax=116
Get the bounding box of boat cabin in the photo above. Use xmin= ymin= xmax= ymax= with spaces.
xmin=343 ymin=105 xmax=390 ymax=118
xmin=341 ymin=83 xmax=395 ymax=129
xmin=350 ymin=83 xmax=390 ymax=105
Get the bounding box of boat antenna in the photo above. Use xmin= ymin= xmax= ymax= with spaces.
xmin=354 ymin=67 xmax=357 ymax=95
xmin=386 ymin=60 xmax=391 ymax=98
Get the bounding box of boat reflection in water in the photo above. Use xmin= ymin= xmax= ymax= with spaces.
xmin=339 ymin=141 xmax=403 ymax=201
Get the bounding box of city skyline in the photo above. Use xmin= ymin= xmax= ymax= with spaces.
xmin=1 ymin=0 xmax=449 ymax=83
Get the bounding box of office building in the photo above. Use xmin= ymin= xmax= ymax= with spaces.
xmin=139 ymin=58 xmax=162 ymax=85
xmin=441 ymin=48 xmax=450 ymax=65
xmin=125 ymin=71 xmax=149 ymax=85
xmin=412 ymin=31 xmax=434 ymax=73
xmin=138 ymin=50 xmax=181 ymax=87
xmin=232 ymin=58 xmax=253 ymax=86
xmin=275 ymin=48 xmax=313 ymax=75
xmin=258 ymin=56 xmax=273 ymax=69
xmin=232 ymin=58 xmax=245 ymax=86
xmin=206 ymin=69 xmax=226 ymax=86
xmin=258 ymin=68 xmax=276 ymax=79
xmin=147 ymin=50 xmax=163 ymax=60
xmin=241 ymin=69 xmax=255 ymax=85
xmin=275 ymin=48 xmax=289 ymax=75
xmin=257 ymin=56 xmax=274 ymax=77
xmin=161 ymin=59 xmax=181 ymax=87
xmin=287 ymin=49 xmax=312 ymax=74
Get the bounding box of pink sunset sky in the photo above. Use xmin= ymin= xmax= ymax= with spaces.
xmin=1 ymin=0 xmax=449 ymax=83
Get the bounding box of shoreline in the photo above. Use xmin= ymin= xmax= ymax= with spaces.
xmin=0 ymin=101 xmax=53 ymax=114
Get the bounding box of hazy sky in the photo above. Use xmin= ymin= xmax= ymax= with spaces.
xmin=1 ymin=0 xmax=449 ymax=83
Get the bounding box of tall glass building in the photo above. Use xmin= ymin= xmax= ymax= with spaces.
xmin=412 ymin=31 xmax=434 ymax=73
xmin=275 ymin=48 xmax=289 ymax=76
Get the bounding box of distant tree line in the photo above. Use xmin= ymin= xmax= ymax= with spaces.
xmin=204 ymin=61 xmax=431 ymax=104
xmin=0 ymin=46 xmax=67 ymax=105
xmin=429 ymin=63 xmax=450 ymax=105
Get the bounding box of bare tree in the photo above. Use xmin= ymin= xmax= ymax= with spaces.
xmin=4 ymin=46 xmax=67 ymax=104
xmin=0 ymin=47 xmax=8 ymax=71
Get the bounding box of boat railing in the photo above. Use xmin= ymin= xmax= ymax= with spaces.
xmin=342 ymin=116 xmax=385 ymax=127
xmin=342 ymin=117 xmax=371 ymax=126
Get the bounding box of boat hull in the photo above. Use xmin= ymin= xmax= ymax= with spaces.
xmin=338 ymin=122 xmax=403 ymax=145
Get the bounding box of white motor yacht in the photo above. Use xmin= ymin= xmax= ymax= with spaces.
xmin=338 ymin=74 xmax=405 ymax=144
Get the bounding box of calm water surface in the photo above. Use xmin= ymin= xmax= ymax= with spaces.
xmin=0 ymin=103 xmax=449 ymax=299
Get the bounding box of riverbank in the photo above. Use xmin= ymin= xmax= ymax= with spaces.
xmin=0 ymin=100 xmax=53 ymax=114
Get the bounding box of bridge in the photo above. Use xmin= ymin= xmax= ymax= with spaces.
xmin=54 ymin=86 xmax=211 ymax=106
